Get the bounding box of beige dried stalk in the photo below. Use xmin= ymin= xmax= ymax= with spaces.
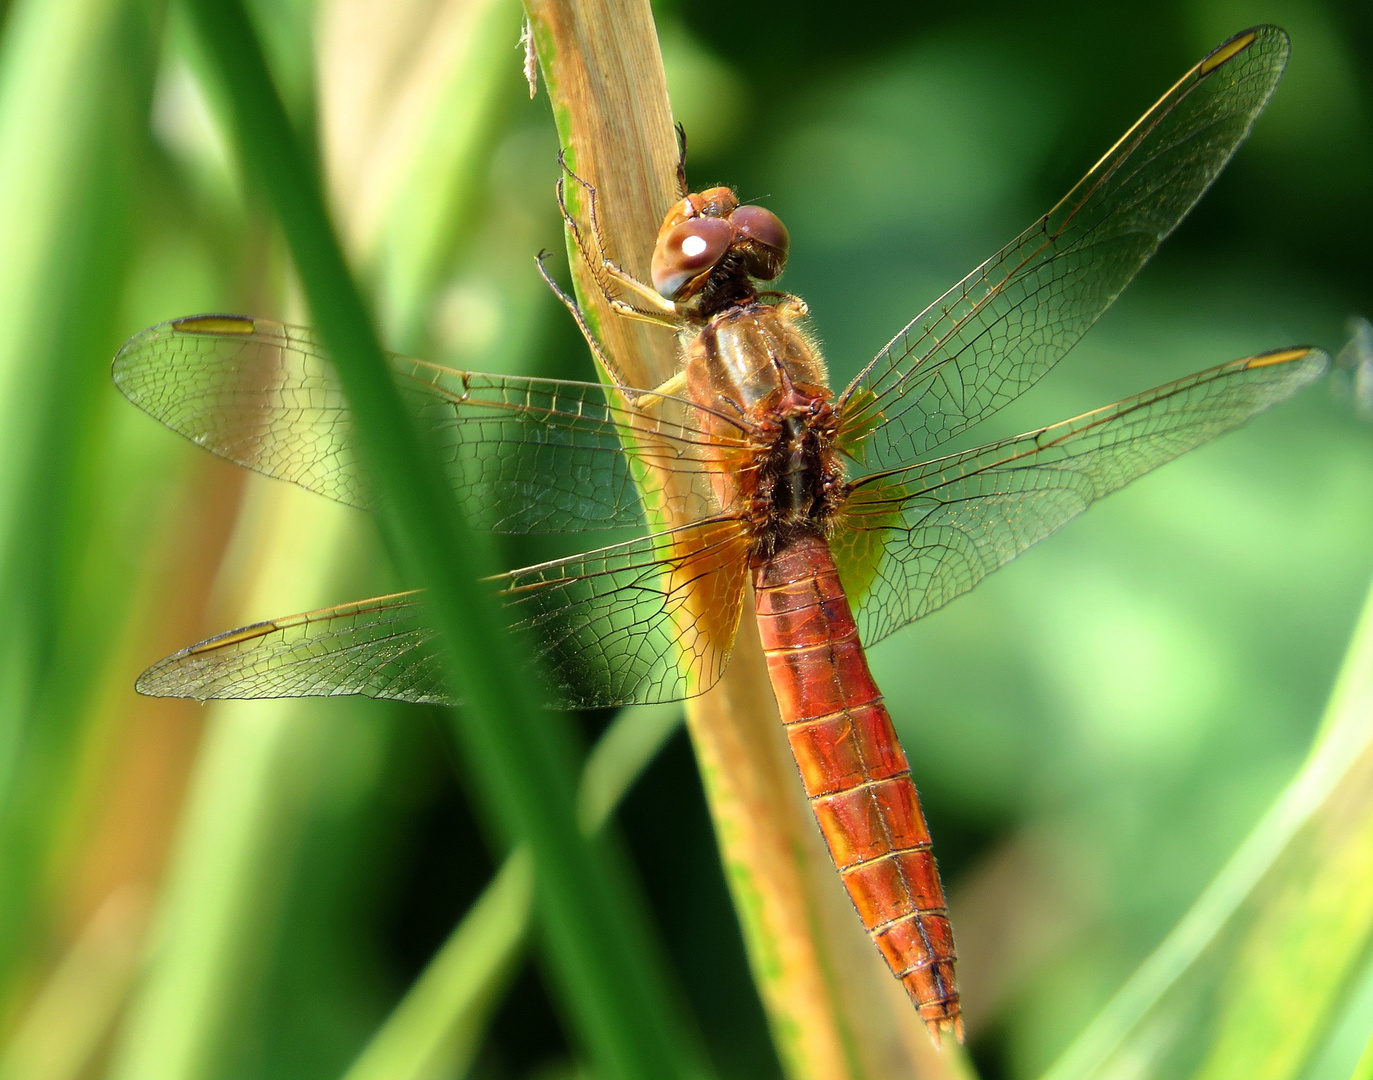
xmin=522 ymin=4 xmax=970 ymax=1078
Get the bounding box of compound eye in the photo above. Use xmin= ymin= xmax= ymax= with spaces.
xmin=651 ymin=216 xmax=734 ymax=299
xmin=729 ymin=205 xmax=789 ymax=281
xmin=730 ymin=205 xmax=788 ymax=257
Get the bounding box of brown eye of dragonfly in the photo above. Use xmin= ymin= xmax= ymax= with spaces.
xmin=730 ymin=204 xmax=789 ymax=281
xmin=651 ymin=216 xmax=734 ymax=299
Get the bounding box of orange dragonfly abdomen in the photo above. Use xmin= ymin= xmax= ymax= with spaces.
xmin=753 ymin=531 xmax=960 ymax=1041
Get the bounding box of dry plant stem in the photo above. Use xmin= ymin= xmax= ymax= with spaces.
xmin=524 ymin=4 xmax=964 ymax=1077
xmin=523 ymin=0 xmax=679 ymax=390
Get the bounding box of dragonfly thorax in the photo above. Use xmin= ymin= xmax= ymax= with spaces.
xmin=750 ymin=403 xmax=847 ymax=543
xmin=682 ymin=300 xmax=845 ymax=545
xmin=685 ymin=301 xmax=829 ymax=412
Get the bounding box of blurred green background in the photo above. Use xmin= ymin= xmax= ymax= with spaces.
xmin=0 ymin=1 xmax=1368 ymax=1080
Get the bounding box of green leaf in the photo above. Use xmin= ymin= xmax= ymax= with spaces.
xmin=343 ymin=703 xmax=683 ymax=1080
xmin=178 ymin=3 xmax=712 ymax=1077
xmin=1042 ymin=579 xmax=1373 ymax=1080
xmin=0 ymin=0 xmax=160 ymax=1006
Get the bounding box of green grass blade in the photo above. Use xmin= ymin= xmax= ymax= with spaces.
xmin=1041 ymin=577 xmax=1373 ymax=1080
xmin=317 ymin=0 xmax=523 ymax=353
xmin=1351 ymin=1032 xmax=1373 ymax=1080
xmin=343 ymin=704 xmax=684 ymax=1080
xmin=342 ymin=852 xmax=535 ymax=1080
xmin=342 ymin=0 xmax=521 ymax=347
xmin=179 ymin=3 xmax=710 ymax=1078
xmin=105 ymin=487 xmax=361 ymax=1080
xmin=0 ymin=890 xmax=146 ymax=1080
xmin=0 ymin=0 xmax=158 ymax=1008
xmin=1299 ymin=949 xmax=1373 ymax=1080
xmin=107 ymin=702 xmax=327 ymax=1078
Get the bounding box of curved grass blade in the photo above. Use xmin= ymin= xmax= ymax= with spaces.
xmin=105 ymin=488 xmax=361 ymax=1080
xmin=179 ymin=2 xmax=712 ymax=1077
xmin=341 ymin=852 xmax=534 ymax=1080
xmin=106 ymin=4 xmax=549 ymax=1076
xmin=1041 ymin=578 xmax=1373 ymax=1080
xmin=0 ymin=889 xmax=147 ymax=1080
xmin=342 ymin=703 xmax=684 ymax=1080
xmin=0 ymin=0 xmax=157 ymax=1008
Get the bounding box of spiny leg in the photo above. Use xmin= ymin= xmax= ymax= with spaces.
xmin=555 ymin=154 xmax=680 ymax=324
xmin=536 ymin=252 xmax=636 ymax=389
xmin=674 ymin=121 xmax=689 ymax=198
xmin=536 ymin=254 xmax=694 ymax=413
xmin=556 ymin=164 xmax=678 ymax=318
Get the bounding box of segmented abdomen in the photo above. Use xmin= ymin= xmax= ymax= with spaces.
xmin=752 ymin=531 xmax=961 ymax=1042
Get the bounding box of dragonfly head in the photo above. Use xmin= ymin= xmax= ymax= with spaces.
xmin=651 ymin=187 xmax=789 ymax=303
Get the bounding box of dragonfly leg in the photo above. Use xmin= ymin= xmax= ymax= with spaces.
xmin=631 ymin=369 xmax=689 ymax=409
xmin=536 ymin=252 xmax=637 ymax=388
xmin=757 ymin=291 xmax=810 ymax=320
xmin=556 ymin=155 xmax=681 ymax=324
xmin=674 ymin=121 xmax=689 ymax=197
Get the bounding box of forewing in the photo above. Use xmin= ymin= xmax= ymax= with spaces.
xmin=112 ymin=315 xmax=736 ymax=532
xmin=135 ymin=518 xmax=753 ymax=709
xmin=831 ymin=346 xmax=1327 ymax=645
xmin=136 ymin=591 xmax=451 ymax=704
xmin=837 ymin=26 xmax=1290 ymax=470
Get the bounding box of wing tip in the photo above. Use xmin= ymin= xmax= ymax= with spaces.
xmin=1200 ymin=25 xmax=1289 ymax=77
xmin=111 ymin=313 xmax=258 ymax=399
xmin=134 ymin=660 xmax=205 ymax=700
xmin=132 ymin=618 xmax=283 ymax=700
xmin=1244 ymin=344 xmax=1330 ymax=375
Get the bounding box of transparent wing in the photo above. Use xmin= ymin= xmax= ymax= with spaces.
xmin=504 ymin=517 xmax=752 ymax=707
xmin=135 ymin=518 xmax=753 ymax=709
xmin=135 ymin=591 xmax=452 ymax=704
xmin=831 ymin=346 xmax=1327 ymax=646
xmin=113 ymin=315 xmax=742 ymax=533
xmin=836 ymin=26 xmax=1290 ymax=471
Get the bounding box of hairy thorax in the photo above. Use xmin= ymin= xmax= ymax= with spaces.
xmin=682 ymin=300 xmax=848 ymax=551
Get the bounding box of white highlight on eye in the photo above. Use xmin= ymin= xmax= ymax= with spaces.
xmin=680 ymin=234 xmax=709 ymax=258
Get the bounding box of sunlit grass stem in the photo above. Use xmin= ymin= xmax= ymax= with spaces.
xmin=179 ymin=2 xmax=710 ymax=1078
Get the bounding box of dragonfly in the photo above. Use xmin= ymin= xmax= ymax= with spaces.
xmin=114 ymin=26 xmax=1326 ymax=1044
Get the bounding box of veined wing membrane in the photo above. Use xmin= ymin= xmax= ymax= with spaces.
xmin=136 ymin=591 xmax=450 ymax=704
xmin=505 ymin=517 xmax=751 ymax=707
xmin=136 ymin=517 xmax=753 ymax=709
xmin=832 ymin=346 xmax=1327 ymax=646
xmin=837 ymin=26 xmax=1290 ymax=471
xmin=113 ymin=315 xmax=741 ymax=533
